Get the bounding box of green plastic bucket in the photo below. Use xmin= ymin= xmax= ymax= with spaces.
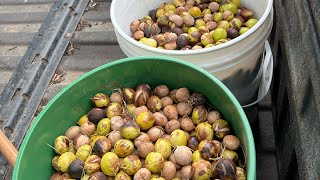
xmin=12 ymin=56 xmax=256 ymax=179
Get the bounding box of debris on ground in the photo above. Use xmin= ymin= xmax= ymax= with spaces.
xmin=65 ymin=42 xmax=79 ymax=56
xmin=76 ymin=20 xmax=91 ymax=31
xmin=50 ymin=69 xmax=66 ymax=85
xmin=86 ymin=0 xmax=99 ymax=11
xmin=35 ymin=98 xmax=48 ymax=117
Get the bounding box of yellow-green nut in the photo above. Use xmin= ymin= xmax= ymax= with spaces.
xmin=106 ymin=102 xmax=123 ymax=119
xmin=205 ymin=44 xmax=215 ymax=48
xmin=245 ymin=18 xmax=258 ymax=28
xmin=157 ymin=15 xmax=170 ymax=27
xmin=231 ymin=0 xmax=241 ymax=8
xmin=191 ymin=160 xmax=213 ymax=180
xmin=101 ymin=152 xmax=120 ymax=176
xmin=57 ymin=152 xmax=76 ymax=172
xmin=173 ymin=0 xmax=186 ymax=7
xmin=182 ymin=24 xmax=189 ymax=33
xmin=139 ymin=37 xmax=148 ymax=44
xmin=236 ymin=167 xmax=246 ymax=180
xmin=212 ymin=119 xmax=230 ymax=139
xmin=212 ymin=28 xmax=227 ymax=42
xmin=97 ymin=118 xmax=111 ymax=135
xmin=230 ymin=18 xmax=242 ymax=30
xmin=121 ymin=155 xmax=142 ymax=175
xmin=202 ymin=9 xmax=211 ymax=16
xmin=201 ymin=33 xmax=214 ymax=46
xmin=155 ymin=138 xmax=172 ymax=159
xmin=120 ymin=120 xmax=140 ymax=140
xmin=76 ymin=144 xmax=91 ymax=162
xmin=127 ymin=104 xmax=136 ymax=115
xmin=215 ymin=39 xmax=228 ymax=45
xmin=222 ymin=150 xmax=239 ymax=164
xmin=115 ymin=171 xmax=132 ymax=180
xmin=192 ymin=150 xmax=204 ymax=163
xmin=143 ymin=38 xmax=158 ymax=48
xmin=224 ymin=3 xmax=238 ymax=15
xmin=135 ymin=111 xmax=155 ymax=130
xmin=217 ymin=20 xmax=230 ymax=30
xmin=114 ymin=139 xmax=134 ymax=157
xmin=145 ymin=152 xmax=165 ymax=173
xmin=164 ymin=3 xmax=176 ymax=12
xmin=151 ymin=178 xmax=166 ymax=180
xmin=170 ymin=129 xmax=187 ymax=147
xmin=151 ymin=174 xmax=161 ymax=178
xmin=91 ymin=93 xmax=110 ymax=108
xmin=54 ymin=136 xmax=70 ymax=154
xmin=239 ymin=27 xmax=250 ymax=35
xmin=188 ymin=7 xmax=202 ymax=18
xmin=195 ymin=19 xmax=206 ymax=29
xmin=219 ymin=4 xmax=226 ymax=12
xmin=213 ymin=12 xmax=223 ymax=23
xmin=195 ymin=122 xmax=214 ymax=141
xmin=187 ymin=27 xmax=198 ymax=35
xmin=156 ymin=9 xmax=165 ymax=18
xmin=192 ymin=105 xmax=208 ymax=124
xmin=78 ymin=114 xmax=89 ymax=126
xmin=84 ymin=155 xmax=101 ymax=175
xmin=52 ymin=155 xmax=60 ymax=171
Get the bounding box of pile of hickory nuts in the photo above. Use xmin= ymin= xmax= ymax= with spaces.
xmin=50 ymin=83 xmax=247 ymax=180
xmin=130 ymin=0 xmax=258 ymax=50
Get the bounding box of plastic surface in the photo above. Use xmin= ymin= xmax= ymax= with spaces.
xmin=13 ymin=56 xmax=256 ymax=179
xmin=110 ymin=0 xmax=273 ymax=105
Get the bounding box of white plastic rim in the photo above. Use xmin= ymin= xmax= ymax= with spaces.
xmin=110 ymin=0 xmax=273 ymax=56
xmin=242 ymin=41 xmax=274 ymax=108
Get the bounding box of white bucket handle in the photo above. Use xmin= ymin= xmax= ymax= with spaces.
xmin=242 ymin=41 xmax=273 ymax=108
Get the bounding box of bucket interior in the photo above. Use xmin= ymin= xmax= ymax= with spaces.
xmin=13 ymin=57 xmax=256 ymax=179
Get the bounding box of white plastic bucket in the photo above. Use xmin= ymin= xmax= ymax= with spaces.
xmin=110 ymin=0 xmax=273 ymax=105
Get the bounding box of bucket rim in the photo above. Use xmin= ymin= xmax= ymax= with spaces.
xmin=110 ymin=0 xmax=273 ymax=55
xmin=13 ymin=56 xmax=256 ymax=179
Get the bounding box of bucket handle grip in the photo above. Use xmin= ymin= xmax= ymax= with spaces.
xmin=0 ymin=130 xmax=18 ymax=167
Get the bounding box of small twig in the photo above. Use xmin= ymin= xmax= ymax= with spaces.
xmin=46 ymin=143 xmax=61 ymax=155
xmin=7 ymin=46 xmax=17 ymax=51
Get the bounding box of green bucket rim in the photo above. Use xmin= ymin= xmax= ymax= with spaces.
xmin=12 ymin=56 xmax=256 ymax=179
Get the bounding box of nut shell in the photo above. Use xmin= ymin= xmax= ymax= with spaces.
xmin=163 ymin=105 xmax=178 ymax=120
xmin=153 ymin=112 xmax=168 ymax=127
xmin=101 ymin=152 xmax=120 ymax=176
xmin=161 ymin=161 xmax=176 ymax=180
xmin=174 ymin=146 xmax=192 ymax=166
xmin=88 ymin=108 xmax=106 ymax=124
xmin=84 ymin=155 xmax=101 ymax=175
xmin=121 ymin=155 xmax=142 ymax=175
xmin=145 ymin=152 xmax=165 ymax=173
xmin=165 ymin=119 xmax=180 ymax=134
xmin=134 ymin=168 xmax=152 ymax=180
xmin=65 ymin=126 xmax=81 ymax=140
